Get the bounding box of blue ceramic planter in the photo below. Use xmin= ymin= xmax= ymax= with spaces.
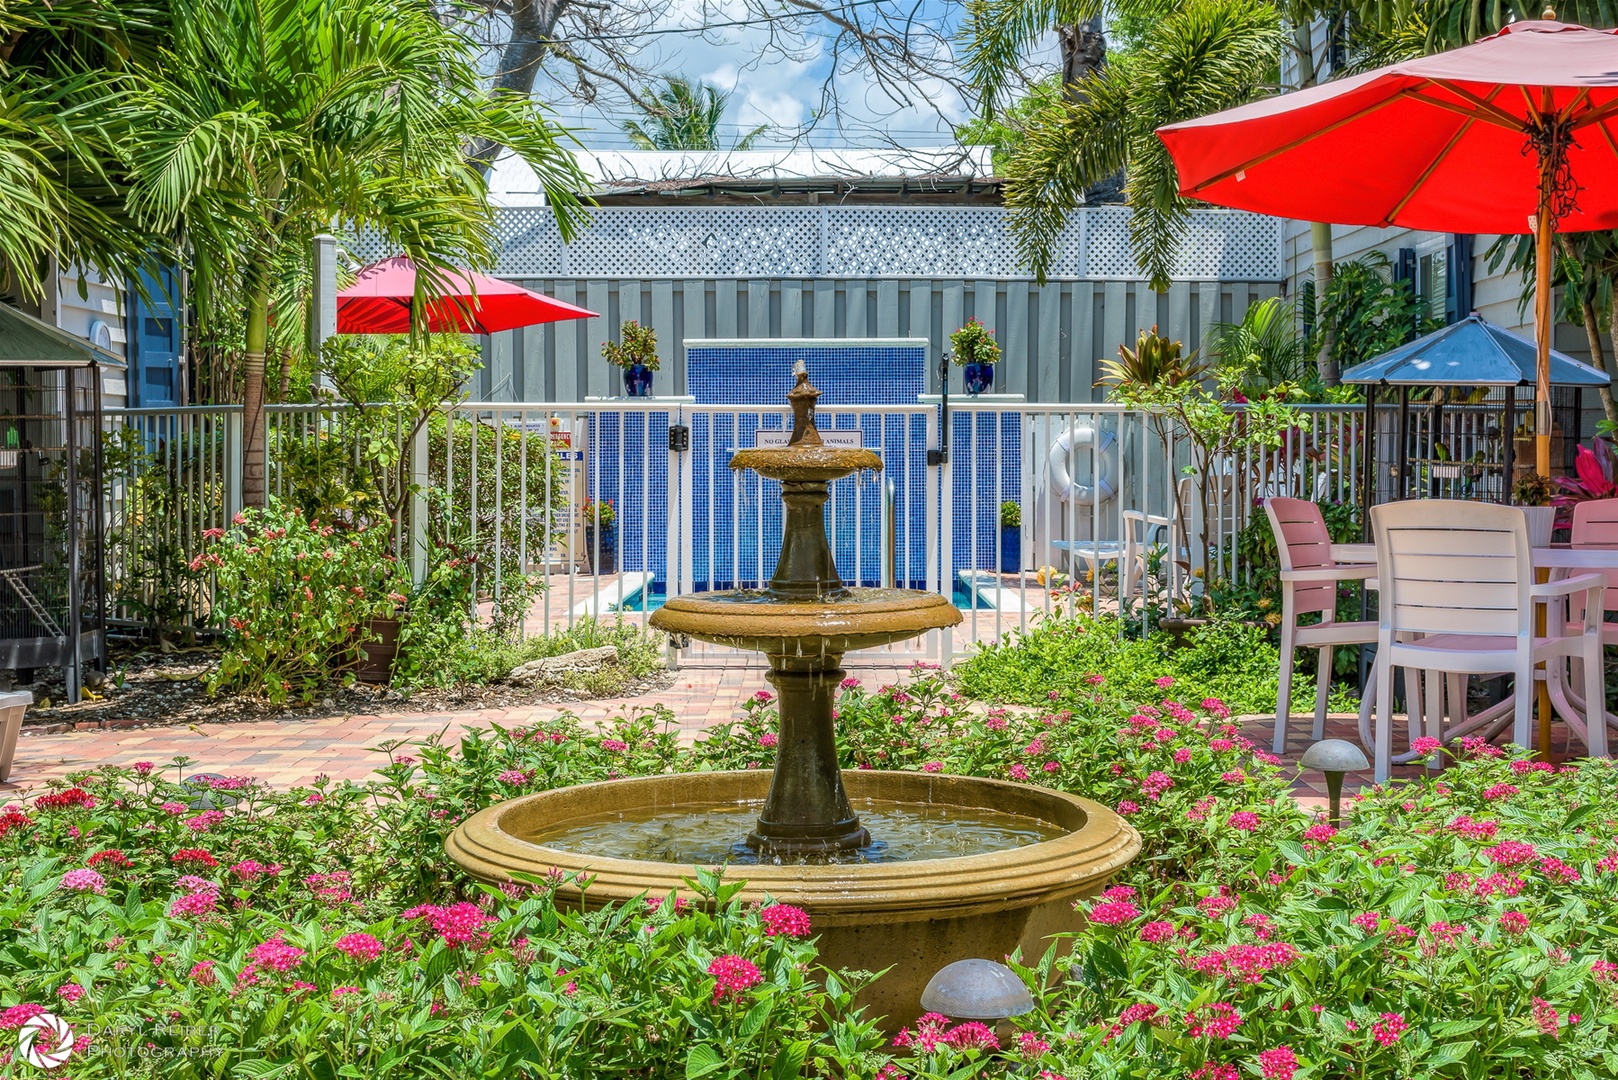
xmin=623 ymin=364 xmax=653 ymax=397
xmin=1000 ymin=525 xmax=1021 ymax=574
xmin=963 ymin=362 xmax=994 ymax=395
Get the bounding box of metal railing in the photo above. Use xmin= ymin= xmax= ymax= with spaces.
xmin=99 ymin=398 xmax=1371 ymax=664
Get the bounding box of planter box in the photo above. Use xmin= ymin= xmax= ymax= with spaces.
xmin=356 ymin=618 xmax=401 ymax=685
xmin=0 ymin=690 xmax=32 ymax=782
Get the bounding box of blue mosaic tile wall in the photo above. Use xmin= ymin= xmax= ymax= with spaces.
xmin=686 ymin=343 xmax=928 ymax=590
xmin=589 ymin=410 xmax=673 ymax=586
xmin=950 ymin=411 xmax=1023 ymax=576
xmin=588 ymin=343 xmax=1028 ymax=593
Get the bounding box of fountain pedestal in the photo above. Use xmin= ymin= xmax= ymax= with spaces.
xmin=750 ymin=657 xmax=869 ymax=855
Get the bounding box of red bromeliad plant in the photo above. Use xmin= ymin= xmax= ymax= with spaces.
xmin=1551 ymin=437 xmax=1618 ymax=524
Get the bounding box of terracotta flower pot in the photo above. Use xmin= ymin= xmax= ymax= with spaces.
xmin=356 ymin=617 xmax=401 ymax=684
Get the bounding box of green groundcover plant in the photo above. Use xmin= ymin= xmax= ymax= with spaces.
xmin=1 ymin=653 xmax=1615 ymax=1076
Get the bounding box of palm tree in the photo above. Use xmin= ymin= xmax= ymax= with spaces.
xmin=621 ymin=77 xmax=769 ymax=151
xmin=0 ymin=0 xmax=163 ymax=297
xmin=118 ymin=0 xmax=586 ymax=507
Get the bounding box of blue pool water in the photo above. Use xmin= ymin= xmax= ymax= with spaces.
xmin=611 ymin=585 xmax=985 ymax=614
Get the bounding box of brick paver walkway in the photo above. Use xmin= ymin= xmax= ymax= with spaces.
xmin=1 ymin=660 xmax=1481 ymax=808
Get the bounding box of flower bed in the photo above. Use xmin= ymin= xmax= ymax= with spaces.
xmin=1 ymin=666 xmax=1614 ymax=1076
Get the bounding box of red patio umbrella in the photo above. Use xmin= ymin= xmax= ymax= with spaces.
xmin=1157 ymin=15 xmax=1618 ymax=476
xmin=337 ymin=256 xmax=597 ymax=334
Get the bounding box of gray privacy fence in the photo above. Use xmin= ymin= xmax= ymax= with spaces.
xmin=100 ymin=400 xmax=1367 ymax=662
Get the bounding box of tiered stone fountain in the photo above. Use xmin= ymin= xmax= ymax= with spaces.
xmin=447 ymin=364 xmax=1139 ymax=1024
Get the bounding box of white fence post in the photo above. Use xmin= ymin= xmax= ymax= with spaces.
xmin=223 ymin=410 xmax=243 ymax=523
xmin=409 ymin=419 xmax=430 ymax=586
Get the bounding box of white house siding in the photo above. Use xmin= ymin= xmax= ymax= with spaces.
xmin=473 ymin=277 xmax=1283 ymax=404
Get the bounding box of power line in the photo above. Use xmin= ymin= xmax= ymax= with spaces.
xmin=469 ymin=0 xmax=924 ymax=47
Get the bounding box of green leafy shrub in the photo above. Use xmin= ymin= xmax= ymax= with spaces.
xmin=601 ymin=320 xmax=660 ymax=370
xmin=948 ymin=318 xmax=1001 ymax=367
xmin=953 ymin=612 xmax=1288 ymax=717
xmin=203 ymin=500 xmax=410 ymax=703
xmin=400 ymin=614 xmax=665 ymax=693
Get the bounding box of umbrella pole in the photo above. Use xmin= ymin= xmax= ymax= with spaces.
xmin=1534 ymin=207 xmax=1554 ymax=478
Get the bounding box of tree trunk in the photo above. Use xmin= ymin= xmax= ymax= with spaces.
xmin=1602 ymin=300 xmax=1618 ymax=427
xmin=1312 ymin=221 xmax=1337 ymax=386
xmin=468 ymin=0 xmax=571 ymax=166
xmin=242 ymin=277 xmax=271 ymax=508
xmin=1057 ymin=17 xmax=1106 ymax=98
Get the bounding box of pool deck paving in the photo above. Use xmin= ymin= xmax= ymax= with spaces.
xmin=0 ymin=658 xmax=1506 ymax=811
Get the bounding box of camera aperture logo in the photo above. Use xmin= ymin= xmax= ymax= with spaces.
xmin=18 ymin=1011 xmax=74 ymax=1069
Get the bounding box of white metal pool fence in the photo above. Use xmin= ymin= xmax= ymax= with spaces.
xmin=100 ymin=399 xmax=1378 ymax=665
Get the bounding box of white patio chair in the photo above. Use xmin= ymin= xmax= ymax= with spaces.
xmin=1369 ymin=500 xmax=1609 ymax=781
xmin=1264 ymin=498 xmax=1377 ymax=753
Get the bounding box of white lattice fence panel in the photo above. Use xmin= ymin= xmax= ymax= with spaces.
xmin=561 ymin=208 xmax=818 ymax=276
xmin=495 ymin=207 xmax=566 ymax=276
xmin=348 ymin=206 xmax=1280 ymax=280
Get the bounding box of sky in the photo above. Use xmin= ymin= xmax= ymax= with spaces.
xmin=471 ymin=0 xmax=1058 ymax=152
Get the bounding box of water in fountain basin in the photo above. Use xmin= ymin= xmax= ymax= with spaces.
xmin=521 ymin=797 xmax=1066 ymax=865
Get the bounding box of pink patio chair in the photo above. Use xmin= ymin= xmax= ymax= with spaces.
xmin=1370 ymin=500 xmax=1608 ymax=782
xmin=1550 ymin=500 xmax=1618 ymax=731
xmin=1264 ymin=498 xmax=1378 ymax=753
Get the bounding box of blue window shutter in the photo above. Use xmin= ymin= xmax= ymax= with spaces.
xmin=128 ymin=266 xmax=181 ymax=407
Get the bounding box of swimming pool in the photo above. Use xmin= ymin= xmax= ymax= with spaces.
xmin=610 ymin=584 xmax=989 ymax=614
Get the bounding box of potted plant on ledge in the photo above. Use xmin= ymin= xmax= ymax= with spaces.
xmin=583 ymin=498 xmax=617 ymax=574
xmin=950 ymin=318 xmax=1001 ymax=395
xmin=1000 ymin=500 xmax=1021 ymax=574
xmin=603 ymin=321 xmax=659 ymax=397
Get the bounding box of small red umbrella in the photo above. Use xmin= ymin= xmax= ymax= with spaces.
xmin=337 ymin=256 xmax=597 ymax=334
xmin=1157 ymin=14 xmax=1618 ymax=475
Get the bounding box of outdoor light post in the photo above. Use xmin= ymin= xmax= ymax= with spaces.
xmin=1299 ymin=739 xmax=1370 ymax=826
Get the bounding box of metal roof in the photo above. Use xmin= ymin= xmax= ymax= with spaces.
xmin=1340 ymin=313 xmax=1609 ymax=387
xmin=0 ymin=303 xmax=124 ymax=368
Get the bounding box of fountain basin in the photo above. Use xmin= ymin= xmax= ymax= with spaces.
xmin=446 ymin=770 xmax=1140 ymax=1026
xmin=650 ymin=588 xmax=961 ymax=654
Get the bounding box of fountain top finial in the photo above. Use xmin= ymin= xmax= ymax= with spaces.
xmin=787 ymin=360 xmax=823 ymax=447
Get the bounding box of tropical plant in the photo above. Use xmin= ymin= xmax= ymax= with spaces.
xmin=1312 ymin=253 xmax=1434 ymax=373
xmin=621 ymin=76 xmax=769 ymax=151
xmin=601 ymin=320 xmax=660 ymax=370
xmin=949 ymin=317 xmax=1002 ymax=366
xmin=582 ymin=498 xmax=616 ymax=532
xmin=964 ymin=0 xmax=1285 ymax=287
xmin=1513 ymin=470 xmax=1558 ymax=508
xmin=1551 ymin=438 xmax=1618 ymax=516
xmin=1000 ymin=500 xmax=1022 ymax=529
xmin=1207 ymin=296 xmax=1312 ymax=395
xmin=118 ymin=0 xmax=586 ymax=508
xmin=1096 ymin=325 xmax=1212 ymax=390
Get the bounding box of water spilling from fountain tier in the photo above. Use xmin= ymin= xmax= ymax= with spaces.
xmin=521 ymin=797 xmax=1068 ymax=865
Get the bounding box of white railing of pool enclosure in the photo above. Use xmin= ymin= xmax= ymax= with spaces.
xmin=100 ymin=400 xmax=1367 ymax=655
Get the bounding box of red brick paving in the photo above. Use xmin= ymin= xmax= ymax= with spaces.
xmin=0 ymin=664 xmax=1513 ymax=811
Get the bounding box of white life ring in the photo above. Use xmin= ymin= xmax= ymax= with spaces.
xmin=1048 ymin=424 xmax=1118 ymax=505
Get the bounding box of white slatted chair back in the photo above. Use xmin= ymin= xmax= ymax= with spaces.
xmin=1265 ymin=497 xmax=1337 ymax=618
xmin=1372 ymin=500 xmax=1531 ymax=639
xmin=1572 ymin=500 xmax=1618 ymax=616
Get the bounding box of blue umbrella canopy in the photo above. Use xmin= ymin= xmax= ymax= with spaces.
xmin=1340 ymin=314 xmax=1609 ymax=388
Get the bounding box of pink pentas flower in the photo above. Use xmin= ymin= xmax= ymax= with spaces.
xmin=1226 ymin=811 xmax=1261 ymax=832
xmin=599 ymin=739 xmax=628 ymax=753
xmin=1499 ymin=911 xmax=1529 ymax=935
xmin=189 ymin=961 xmax=215 ymax=986
xmin=1370 ymin=1013 xmax=1408 ymax=1047
xmin=1482 ymin=783 xmax=1520 ymax=801
xmin=0 ymin=1004 xmax=46 ymax=1030
xmin=1009 ymin=763 xmax=1030 ymax=781
xmin=1532 ymin=998 xmax=1561 ymax=1038
xmin=1140 ymin=921 xmax=1177 ymax=943
xmin=1198 ymin=894 xmax=1238 ymax=919
xmin=1303 ymin=823 xmax=1338 ymax=843
xmin=1191 ymin=1067 xmax=1239 ymax=1080
xmin=1486 ymin=841 xmax=1538 ymax=867
xmin=706 ymin=954 xmax=762 ymax=1003
xmin=1538 ymin=856 xmax=1580 ymax=884
xmin=1103 ymin=1002 xmax=1160 ymax=1043
xmin=1257 ymin=1045 xmax=1299 ymax=1080
xmin=1411 ymin=736 xmax=1442 ymax=755
xmin=757 ymin=733 xmax=778 ymax=749
xmin=1102 ymin=885 xmax=1136 ymax=901
xmin=924 ymin=761 xmax=944 ymax=773
xmin=1016 ymin=1031 xmax=1051 ymax=1057
xmin=1154 ymin=676 xmax=1174 ymax=688
xmin=56 ymin=984 xmax=85 ymax=1004
xmin=943 ymin=1021 xmax=999 ymax=1050
xmin=335 ymin=932 xmax=384 ymax=962
xmin=1185 ymin=1003 xmax=1243 ymax=1039
xmin=759 ymin=904 xmax=811 ymax=938
xmin=1140 ymin=771 xmax=1174 ymax=801
xmin=1173 ymin=747 xmax=1193 ymax=764
xmin=400 ymin=902 xmax=495 ymax=947
xmin=160 ymin=801 xmax=188 ymax=815
xmin=168 ymin=891 xmax=217 ymax=918
xmin=1351 ymin=912 xmax=1381 ymax=933
xmin=247 ymin=936 xmax=306 ymax=972
xmin=1115 ymin=800 xmax=1139 ymax=815
xmin=751 ymin=690 xmax=773 ymax=704
xmin=59 ymin=868 xmax=105 ymax=894
xmin=1087 ymin=901 xmax=1139 ymax=926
